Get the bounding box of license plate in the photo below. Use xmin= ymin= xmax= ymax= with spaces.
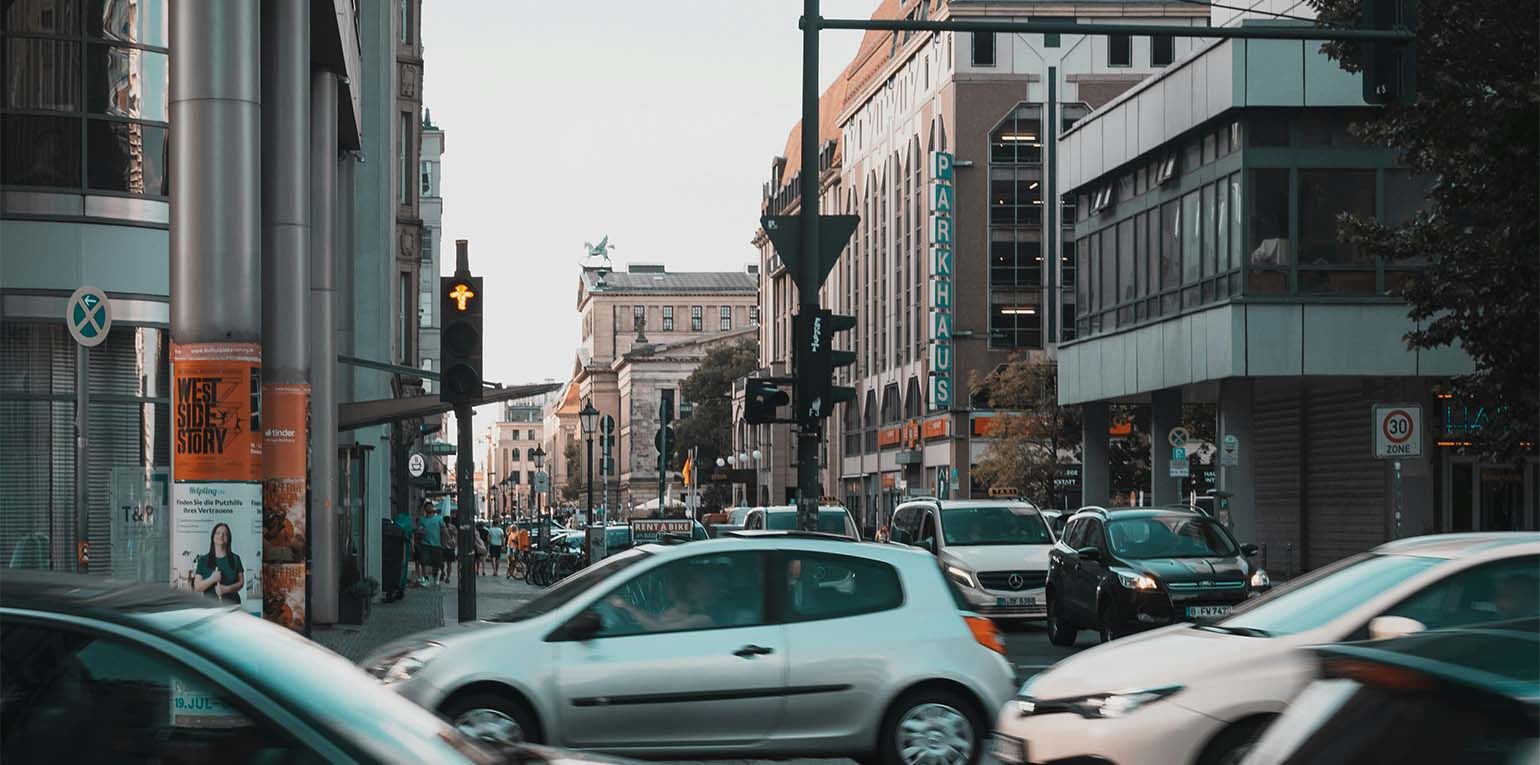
xmin=996 ymin=596 xmax=1038 ymax=607
xmin=991 ymin=734 xmax=1028 ymax=764
xmin=1187 ymin=605 xmax=1232 ymax=618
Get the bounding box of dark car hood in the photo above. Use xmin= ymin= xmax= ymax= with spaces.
xmin=1133 ymin=557 xmax=1248 ymax=582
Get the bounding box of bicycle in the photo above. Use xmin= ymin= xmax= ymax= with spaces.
xmin=506 ymin=548 xmax=529 ymax=581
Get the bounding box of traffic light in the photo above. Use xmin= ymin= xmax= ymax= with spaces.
xmin=1361 ymin=0 xmax=1416 ymax=105
xmin=440 ymin=240 xmax=483 ymax=404
xmin=744 ymin=378 xmax=790 ymax=425
xmin=793 ymin=308 xmax=857 ymax=427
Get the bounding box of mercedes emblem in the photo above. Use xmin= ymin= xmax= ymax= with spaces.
xmin=1007 ymin=573 xmax=1025 ymax=590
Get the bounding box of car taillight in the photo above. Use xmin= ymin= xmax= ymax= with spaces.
xmin=964 ymin=614 xmax=1006 ymax=655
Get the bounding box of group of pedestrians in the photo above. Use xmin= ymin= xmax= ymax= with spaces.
xmin=386 ymin=505 xmax=540 ymax=596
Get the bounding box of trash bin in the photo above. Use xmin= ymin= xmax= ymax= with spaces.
xmin=381 ymin=519 xmax=407 ymax=602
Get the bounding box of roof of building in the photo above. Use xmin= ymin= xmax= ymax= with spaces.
xmin=582 ymin=270 xmax=757 ymax=294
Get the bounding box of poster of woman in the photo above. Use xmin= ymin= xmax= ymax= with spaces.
xmin=170 ymin=482 xmax=262 ymax=617
xmin=192 ymin=523 xmax=245 ymax=604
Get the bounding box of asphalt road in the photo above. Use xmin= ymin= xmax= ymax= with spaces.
xmin=1000 ymin=619 xmax=1090 ymax=684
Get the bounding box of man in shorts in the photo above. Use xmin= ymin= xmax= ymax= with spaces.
xmin=418 ymin=501 xmax=445 ymax=586
xmin=486 ymin=521 xmax=506 ymax=576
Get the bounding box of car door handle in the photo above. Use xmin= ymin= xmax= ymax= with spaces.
xmin=733 ymin=644 xmax=774 ymax=659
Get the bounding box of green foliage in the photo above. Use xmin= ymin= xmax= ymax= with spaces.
xmin=672 ymin=339 xmax=759 ymax=511
xmin=1311 ymin=0 xmax=1539 ymax=458
xmin=970 ymin=358 xmax=1081 ymax=505
xmin=561 ymin=441 xmax=582 ymax=502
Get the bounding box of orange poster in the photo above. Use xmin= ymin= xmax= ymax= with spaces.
xmin=262 ymin=564 xmax=306 ymax=632
xmin=262 ymin=384 xmax=308 ymax=479
xmin=172 ymin=343 xmax=262 ymax=482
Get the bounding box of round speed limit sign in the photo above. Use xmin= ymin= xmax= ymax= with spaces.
xmin=1373 ymin=404 xmax=1422 ymax=459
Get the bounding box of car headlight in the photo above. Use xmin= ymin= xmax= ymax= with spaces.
xmin=366 ymin=641 xmax=444 ymax=684
xmin=945 ymin=564 xmax=979 ymax=589
xmin=1113 ymin=568 xmax=1158 ymax=591
xmin=1017 ymin=685 xmax=1183 ymax=719
xmin=1250 ymin=568 xmax=1271 ymax=589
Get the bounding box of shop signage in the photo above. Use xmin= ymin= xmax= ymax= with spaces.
xmin=878 ymin=426 xmax=903 ymax=448
xmin=1053 ymin=464 xmax=1082 ymax=491
xmin=971 ymin=415 xmax=997 ymax=438
xmin=929 ymin=151 xmax=955 ymax=410
xmin=922 ymin=417 xmax=948 ymax=440
xmin=408 ymin=453 xmax=426 ymax=478
xmin=1373 ymin=403 xmax=1423 ymax=459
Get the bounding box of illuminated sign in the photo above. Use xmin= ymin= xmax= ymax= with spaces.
xmin=448 ymin=282 xmax=476 ymax=311
xmin=929 ymin=151 xmax=955 ymax=410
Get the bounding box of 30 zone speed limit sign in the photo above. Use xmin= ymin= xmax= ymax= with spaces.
xmin=1373 ymin=404 xmax=1422 ymax=459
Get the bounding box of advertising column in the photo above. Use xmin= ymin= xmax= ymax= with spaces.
xmin=262 ymin=385 xmax=308 ymax=630
xmin=171 ymin=342 xmax=264 ymax=617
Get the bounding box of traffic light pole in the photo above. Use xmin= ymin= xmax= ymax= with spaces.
xmin=794 ymin=0 xmax=823 ymax=533
xmin=456 ymin=402 xmax=476 ymax=622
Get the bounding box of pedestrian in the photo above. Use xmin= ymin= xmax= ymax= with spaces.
xmin=389 ymin=509 xmax=414 ymax=600
xmin=487 ymin=520 xmax=506 ymax=577
xmin=441 ymin=517 xmax=457 ymax=584
xmin=418 ymin=500 xmax=445 ymax=587
xmin=473 ymin=525 xmax=489 ymax=574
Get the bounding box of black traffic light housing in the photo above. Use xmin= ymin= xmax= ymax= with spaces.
xmin=1361 ymin=0 xmax=1417 ymax=104
xmin=440 ymin=240 xmax=484 ymax=404
xmin=744 ymin=377 xmax=791 ymax=425
xmin=793 ymin=308 xmax=857 ymax=428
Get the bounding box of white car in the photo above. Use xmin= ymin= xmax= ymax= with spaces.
xmin=889 ymin=498 xmax=1057 ymax=620
xmin=365 ymin=534 xmax=1015 ymax=762
xmin=992 ymin=532 xmax=1540 ymax=765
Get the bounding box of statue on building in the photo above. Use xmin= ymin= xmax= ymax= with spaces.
xmin=583 ymin=235 xmax=614 ymax=265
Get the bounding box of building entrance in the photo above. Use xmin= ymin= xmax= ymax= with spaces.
xmin=1444 ymin=458 xmax=1538 ymax=532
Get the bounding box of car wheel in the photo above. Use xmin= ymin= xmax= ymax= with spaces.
xmin=878 ymin=688 xmax=985 ymax=765
xmin=441 ymin=691 xmax=541 ymax=749
xmin=1046 ymin=596 xmax=1077 ymax=647
xmin=1196 ymin=716 xmax=1275 ymax=765
xmin=1097 ymin=599 xmax=1120 ymax=644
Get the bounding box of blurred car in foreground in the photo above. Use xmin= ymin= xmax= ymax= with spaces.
xmin=365 ymin=533 xmax=1014 ymax=763
xmin=0 ymin=572 xmax=499 ymax=764
xmin=890 ymin=498 xmax=1056 ymax=621
xmin=1046 ymin=506 xmax=1270 ymax=645
xmin=993 ymin=533 xmax=1540 ymax=765
xmin=1243 ymin=620 xmax=1538 ymax=765
xmin=741 ymin=505 xmax=862 ymax=539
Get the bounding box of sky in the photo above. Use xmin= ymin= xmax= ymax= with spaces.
xmin=421 ymin=0 xmax=876 ymax=390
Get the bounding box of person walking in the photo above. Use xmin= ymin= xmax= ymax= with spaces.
xmin=487 ymin=520 xmax=506 ymax=577
xmin=441 ymin=517 xmax=457 ymax=584
xmin=418 ymin=501 xmax=445 ymax=587
xmin=473 ymin=522 xmax=489 ymax=575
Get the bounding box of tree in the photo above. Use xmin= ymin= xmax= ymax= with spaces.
xmin=560 ymin=441 xmax=581 ymax=504
xmin=970 ymin=358 xmax=1081 ymax=505
xmin=672 ymin=339 xmax=758 ymax=512
xmin=1311 ymin=0 xmax=1539 ymax=458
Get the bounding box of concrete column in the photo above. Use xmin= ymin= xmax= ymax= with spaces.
xmin=1151 ymin=387 xmax=1183 ymax=505
xmin=170 ymin=0 xmax=260 ymax=339
xmin=309 ymin=71 xmax=340 ymax=625
xmin=1081 ymin=402 xmax=1110 ymax=507
xmin=1218 ymin=379 xmax=1257 ymax=544
xmin=335 ymin=154 xmax=356 ymax=438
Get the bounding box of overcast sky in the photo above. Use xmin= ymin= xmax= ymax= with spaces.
xmin=421 ymin=1 xmax=874 ymax=393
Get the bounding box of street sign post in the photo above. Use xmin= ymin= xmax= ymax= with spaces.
xmin=533 ymin=471 xmax=550 ymax=493
xmin=1167 ymin=427 xmax=1190 ymax=449
xmin=1169 ymin=446 xmax=1190 ymax=478
xmin=1220 ymin=434 xmax=1239 ymax=467
xmin=1373 ymin=404 xmax=1423 ymax=459
xmin=66 ymin=286 xmax=112 ymax=348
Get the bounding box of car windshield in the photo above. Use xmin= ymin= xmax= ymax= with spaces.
xmin=489 ymin=548 xmax=651 ymax=622
xmin=940 ymin=506 xmax=1052 ymax=546
xmin=1212 ymin=553 xmax=1443 ymax=637
xmin=767 ymin=510 xmax=856 ymax=537
xmin=1106 ymin=515 xmax=1238 ymax=558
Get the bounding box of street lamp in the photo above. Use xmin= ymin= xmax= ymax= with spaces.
xmin=531 ymin=445 xmax=546 ymax=527
xmin=716 ymin=457 xmax=725 ymax=468
xmin=752 ymin=449 xmax=763 ymax=462
xmin=580 ymin=400 xmax=598 ymax=533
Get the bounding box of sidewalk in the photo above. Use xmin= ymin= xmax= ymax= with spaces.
xmin=311 ymin=582 xmax=444 ymax=662
xmin=442 ymin=564 xmax=543 ymax=624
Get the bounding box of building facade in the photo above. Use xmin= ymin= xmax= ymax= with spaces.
xmin=418 ymin=111 xmax=445 ymax=395
xmin=569 ymin=263 xmax=758 ymax=515
xmin=745 ymin=0 xmax=1210 ymax=532
xmin=487 ymin=404 xmax=544 ymax=518
xmin=1054 ymin=8 xmax=1536 ymax=571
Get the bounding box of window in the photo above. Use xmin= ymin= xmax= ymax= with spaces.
xmin=400 ymin=0 xmax=411 ymax=43
xmin=990 ymin=230 xmax=1042 ymax=288
xmin=1061 ymin=239 xmax=1076 ymax=288
xmin=591 ymin=552 xmax=766 ymax=636
xmin=662 ymin=306 xmax=674 ymax=331
xmin=0 ymin=622 xmax=321 ymax=763
xmin=990 ymin=302 xmax=1041 ymax=349
xmin=719 ymin=306 xmax=732 ymax=331
xmin=1297 ymin=169 xmax=1376 ymax=266
xmin=749 ymin=305 xmax=761 ymax=325
xmin=398 ymin=112 xmax=412 ymax=205
xmin=1247 ymin=169 xmax=1291 ymax=293
xmin=1037 ymin=16 xmax=1071 ymax=47
xmin=1160 ymin=200 xmax=1181 ymax=312
xmin=690 ymin=306 xmax=703 ymax=332
xmin=632 ymin=305 xmax=645 ymax=332
xmin=782 ymin=553 xmax=901 ymax=621
xmin=972 ymin=31 xmax=995 ymax=66
xmin=420 ymin=160 xmax=431 ymax=195
xmin=1108 ymin=34 xmax=1131 ymax=67
xmin=1181 ymin=191 xmax=1201 ymax=285
xmin=510 ymin=471 xmax=520 ymax=484
xmin=1151 ymin=34 xmax=1174 ymax=66
xmin=420 ymin=231 xmax=432 ymax=265
xmin=398 ymin=271 xmax=412 ymax=363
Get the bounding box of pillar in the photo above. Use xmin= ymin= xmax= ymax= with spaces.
xmin=1151 ymin=387 xmax=1183 ymax=505
xmin=309 ymin=71 xmax=340 ymax=625
xmin=169 ymin=0 xmax=262 ymax=610
xmin=260 ymin=0 xmax=310 ymax=632
xmin=1081 ymin=402 xmax=1110 ymax=507
xmin=1218 ymin=378 xmax=1257 ymax=544
xmin=336 ymin=155 xmax=357 ymax=437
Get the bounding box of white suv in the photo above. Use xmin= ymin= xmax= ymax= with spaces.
xmin=889 ymin=499 xmax=1057 ymax=620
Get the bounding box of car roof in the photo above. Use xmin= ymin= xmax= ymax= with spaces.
xmin=1070 ymin=505 xmax=1207 ymax=521
xmin=897 ymin=498 xmax=1041 ymax=511
xmin=757 ymin=505 xmax=849 ymax=514
xmin=1373 ymin=532 xmax=1540 ymax=559
xmin=0 ymin=571 xmax=226 ymax=630
xmin=641 ymin=533 xmax=926 ymax=564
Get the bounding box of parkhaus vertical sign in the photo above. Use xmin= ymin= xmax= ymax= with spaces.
xmin=929 ymin=151 xmax=955 ymax=410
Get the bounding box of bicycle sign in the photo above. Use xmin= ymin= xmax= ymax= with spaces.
xmin=1373 ymin=404 xmax=1422 ymax=459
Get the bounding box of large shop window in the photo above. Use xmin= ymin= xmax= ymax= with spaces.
xmin=1247 ymin=168 xmax=1291 ymax=293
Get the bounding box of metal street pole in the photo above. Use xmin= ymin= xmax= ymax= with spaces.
xmin=585 ymin=433 xmax=594 ymax=528
xmin=455 ymin=404 xmax=476 ymax=622
xmin=795 ymin=0 xmax=823 ymax=532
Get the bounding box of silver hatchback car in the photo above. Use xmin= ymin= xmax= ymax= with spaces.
xmin=364 ymin=533 xmax=1016 ymax=763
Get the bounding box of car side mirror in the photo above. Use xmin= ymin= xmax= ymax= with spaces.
xmin=557 ymin=609 xmax=603 ymax=642
xmin=1368 ymin=615 xmax=1426 ymax=641
xmin=1241 ymin=543 xmax=1259 ymax=557
xmin=918 ymin=537 xmax=937 ymax=554
xmin=1076 ymin=546 xmax=1101 ymax=562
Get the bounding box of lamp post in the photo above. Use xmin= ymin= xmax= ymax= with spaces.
xmin=579 ymin=401 xmax=599 ymax=565
xmin=532 ymin=445 xmax=546 ymax=545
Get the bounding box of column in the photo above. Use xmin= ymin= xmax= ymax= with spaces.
xmin=1081 ymin=402 xmax=1110 ymax=507
xmin=169 ymin=0 xmax=262 ymax=614
xmin=1217 ymin=379 xmax=1257 ymax=543
xmin=309 ymin=71 xmax=340 ymax=625
xmin=1150 ymin=387 xmax=1183 ymax=505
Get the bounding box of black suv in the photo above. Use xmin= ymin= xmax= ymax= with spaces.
xmin=1045 ymin=506 xmax=1268 ymax=645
